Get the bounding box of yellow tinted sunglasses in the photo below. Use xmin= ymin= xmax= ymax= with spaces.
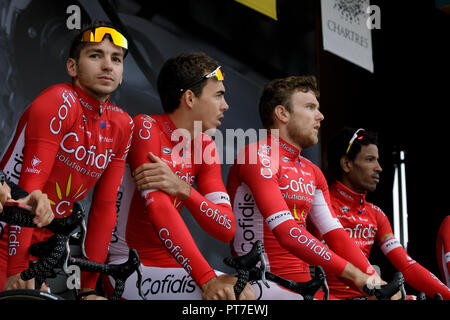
xmin=81 ymin=26 xmax=128 ymax=50
xmin=180 ymin=66 xmax=224 ymax=92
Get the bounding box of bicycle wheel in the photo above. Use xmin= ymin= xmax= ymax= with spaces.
xmin=0 ymin=289 xmax=63 ymax=300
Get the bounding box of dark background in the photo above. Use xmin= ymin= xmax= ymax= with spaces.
xmin=0 ymin=0 xmax=448 ymax=295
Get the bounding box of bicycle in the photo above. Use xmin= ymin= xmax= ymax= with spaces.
xmin=0 ymin=201 xmax=145 ymax=300
xmin=224 ymin=240 xmax=406 ymax=300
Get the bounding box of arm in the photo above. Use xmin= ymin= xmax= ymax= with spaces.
xmin=126 ymin=115 xmax=217 ymax=287
xmin=309 ymin=171 xmax=376 ymax=276
xmin=437 ymin=216 xmax=450 ymax=287
xmin=80 ymin=114 xmax=134 ymax=292
xmin=0 ymin=171 xmax=12 ymax=213
xmin=236 ymin=154 xmax=378 ymax=294
xmin=0 ymin=173 xmax=53 ymax=227
xmin=182 ymin=136 xmax=235 ymax=242
xmin=6 ymin=86 xmax=78 ymax=278
xmin=133 ymin=149 xmax=235 ymax=242
xmin=377 ymin=213 xmax=450 ymax=299
xmin=235 ymin=145 xmax=347 ymax=277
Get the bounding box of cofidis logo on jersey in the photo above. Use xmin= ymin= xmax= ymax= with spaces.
xmin=199 ymin=201 xmax=232 ymax=230
xmin=49 ymin=90 xmax=77 ymax=135
xmin=158 ymin=228 xmax=193 ymax=274
xmin=289 ymin=227 xmax=332 ymax=261
xmin=48 ymin=173 xmax=88 ymax=216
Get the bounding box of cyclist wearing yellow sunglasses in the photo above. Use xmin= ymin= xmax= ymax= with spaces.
xmin=0 ymin=21 xmax=134 ymax=299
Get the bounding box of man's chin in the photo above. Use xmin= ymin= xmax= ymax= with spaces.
xmin=203 ymin=126 xmax=217 ymax=135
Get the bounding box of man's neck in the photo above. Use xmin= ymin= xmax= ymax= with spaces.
xmin=167 ymin=110 xmax=198 ymax=140
xmin=339 ymin=176 xmax=366 ymax=194
xmin=73 ymin=81 xmax=109 ymax=103
xmin=269 ymin=125 xmax=303 ymax=153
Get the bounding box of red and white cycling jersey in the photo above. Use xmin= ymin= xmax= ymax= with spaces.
xmin=327 ymin=181 xmax=450 ymax=299
xmin=227 ymin=134 xmax=374 ymax=284
xmin=436 ymin=215 xmax=450 ymax=287
xmin=0 ymin=83 xmax=133 ymax=289
xmin=108 ymin=113 xmax=235 ymax=288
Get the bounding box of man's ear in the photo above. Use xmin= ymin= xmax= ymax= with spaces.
xmin=273 ymin=105 xmax=290 ymax=124
xmin=340 ymin=156 xmax=352 ymax=174
xmin=66 ymin=58 xmax=78 ymax=78
xmin=181 ymin=89 xmax=195 ymax=110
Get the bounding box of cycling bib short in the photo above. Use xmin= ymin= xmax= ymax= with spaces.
xmin=104 ymin=257 xmax=304 ymax=300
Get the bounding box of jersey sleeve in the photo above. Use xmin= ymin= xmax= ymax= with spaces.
xmin=437 ymin=216 xmax=450 ymax=287
xmin=182 ymin=136 xmax=235 ymax=243
xmin=81 ymin=114 xmax=134 ymax=289
xmin=376 ymin=210 xmax=450 ymax=299
xmin=124 ymin=114 xmax=216 ymax=287
xmin=234 ymin=143 xmax=347 ymax=277
xmin=308 ymin=169 xmax=376 ymax=276
xmin=8 ymin=85 xmax=79 ymax=276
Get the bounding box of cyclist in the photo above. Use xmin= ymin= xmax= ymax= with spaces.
xmin=323 ymin=127 xmax=450 ymax=299
xmin=226 ymin=76 xmax=388 ymax=299
xmin=436 ymin=215 xmax=450 ymax=287
xmin=103 ymin=53 xmax=255 ymax=300
xmin=0 ymin=21 xmax=134 ymax=298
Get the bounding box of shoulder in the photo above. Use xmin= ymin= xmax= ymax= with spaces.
xmin=31 ymin=83 xmax=77 ymax=110
xmin=132 ymin=114 xmax=160 ymax=129
xmin=300 ymin=156 xmax=327 ymax=184
xmin=300 ymin=156 xmax=320 ymax=172
xmin=105 ymin=103 xmax=133 ymax=127
xmin=367 ymin=201 xmax=387 ymax=217
xmin=132 ymin=114 xmax=162 ymax=141
xmin=440 ymin=215 xmax=450 ymax=230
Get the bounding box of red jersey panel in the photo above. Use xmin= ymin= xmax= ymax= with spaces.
xmin=328 ymin=181 xmax=450 ymax=299
xmin=108 ymin=113 xmax=235 ymax=287
xmin=227 ymin=134 xmax=373 ymax=283
xmin=0 ymin=83 xmax=133 ymax=285
xmin=437 ymin=215 xmax=450 ymax=287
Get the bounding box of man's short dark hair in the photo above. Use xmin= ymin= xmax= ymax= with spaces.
xmin=259 ymin=75 xmax=320 ymax=128
xmin=326 ymin=127 xmax=378 ymax=182
xmin=68 ymin=20 xmax=127 ymax=61
xmin=157 ymin=52 xmax=221 ymax=113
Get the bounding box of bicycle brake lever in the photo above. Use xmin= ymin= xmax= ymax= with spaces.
xmin=258 ymin=251 xmax=270 ymax=288
xmin=137 ymin=265 xmax=146 ymax=300
xmin=80 ymin=217 xmax=88 ymax=259
xmin=63 ymin=241 xmax=71 ymax=274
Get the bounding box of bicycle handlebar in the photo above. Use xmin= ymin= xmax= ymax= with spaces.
xmin=223 ymin=240 xmax=269 ymax=297
xmin=69 ymin=249 xmax=145 ymax=300
xmin=0 ymin=201 xmax=87 ymax=259
xmin=2 ymin=201 xmax=144 ymax=300
xmin=224 ymin=240 xmax=329 ymax=300
xmin=363 ymin=272 xmax=405 ymax=300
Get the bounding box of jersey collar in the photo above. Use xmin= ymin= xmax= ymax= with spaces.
xmin=331 ymin=180 xmax=367 ymax=214
xmin=267 ymin=133 xmax=300 ymax=161
xmin=71 ymin=83 xmax=110 ymax=117
xmin=160 ymin=113 xmax=178 ymax=140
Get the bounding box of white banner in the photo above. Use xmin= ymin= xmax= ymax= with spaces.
xmin=321 ymin=0 xmax=374 ymax=73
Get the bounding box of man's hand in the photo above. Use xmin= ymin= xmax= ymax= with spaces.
xmin=4 ymin=273 xmax=48 ymax=292
xmin=133 ymin=152 xmax=191 ymax=200
xmin=201 ymin=274 xmax=256 ymax=300
xmin=0 ymin=181 xmax=12 ymax=214
xmin=17 ymin=190 xmax=54 ymax=227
